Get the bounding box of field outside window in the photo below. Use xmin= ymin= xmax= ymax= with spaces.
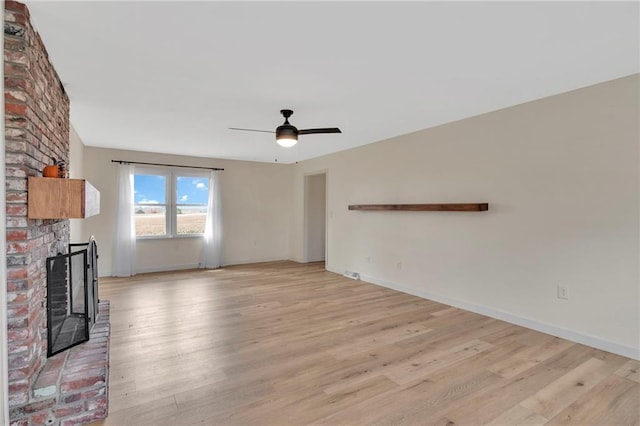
xmin=134 ymin=170 xmax=209 ymax=237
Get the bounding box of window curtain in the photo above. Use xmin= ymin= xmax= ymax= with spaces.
xmin=112 ymin=164 xmax=136 ymax=276
xmin=201 ymin=170 xmax=222 ymax=269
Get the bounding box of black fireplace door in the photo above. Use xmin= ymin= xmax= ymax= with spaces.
xmin=46 ymin=249 xmax=90 ymax=356
xmin=70 ymin=236 xmax=99 ymax=329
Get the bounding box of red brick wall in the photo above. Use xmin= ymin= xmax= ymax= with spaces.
xmin=4 ymin=0 xmax=71 ymax=407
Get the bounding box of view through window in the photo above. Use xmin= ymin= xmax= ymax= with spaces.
xmin=134 ymin=170 xmax=209 ymax=237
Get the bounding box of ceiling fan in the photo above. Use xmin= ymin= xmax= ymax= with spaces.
xmin=230 ymin=109 xmax=341 ymax=147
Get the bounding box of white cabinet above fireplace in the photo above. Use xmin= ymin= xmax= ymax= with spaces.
xmin=27 ymin=177 xmax=100 ymax=219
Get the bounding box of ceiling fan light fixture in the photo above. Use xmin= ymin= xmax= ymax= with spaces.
xmin=276 ymin=135 xmax=298 ymax=147
xmin=276 ymin=124 xmax=298 ymax=147
xmin=230 ymin=108 xmax=340 ymax=148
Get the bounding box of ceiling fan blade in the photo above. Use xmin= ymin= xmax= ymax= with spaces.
xmin=298 ymin=128 xmax=342 ymax=135
xmin=229 ymin=127 xmax=275 ymax=134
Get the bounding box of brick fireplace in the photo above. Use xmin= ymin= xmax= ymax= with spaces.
xmin=5 ymin=2 xmax=109 ymax=424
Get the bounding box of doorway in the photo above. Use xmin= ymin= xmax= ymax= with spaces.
xmin=304 ymin=173 xmax=327 ymax=263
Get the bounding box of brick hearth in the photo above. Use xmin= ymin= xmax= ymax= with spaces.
xmin=9 ymin=301 xmax=111 ymax=426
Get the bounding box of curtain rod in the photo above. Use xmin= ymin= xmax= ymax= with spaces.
xmin=111 ymin=160 xmax=224 ymax=171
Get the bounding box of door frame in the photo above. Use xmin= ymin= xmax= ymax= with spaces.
xmin=303 ymin=171 xmax=328 ymax=265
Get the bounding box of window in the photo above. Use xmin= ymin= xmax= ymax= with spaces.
xmin=134 ymin=169 xmax=209 ymax=238
xmin=134 ymin=173 xmax=168 ymax=236
xmin=175 ymin=176 xmax=209 ymax=235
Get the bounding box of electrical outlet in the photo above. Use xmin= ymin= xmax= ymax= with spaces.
xmin=397 ymin=261 xmax=403 ymax=270
xmin=557 ymin=285 xmax=569 ymax=300
xmin=365 ymin=256 xmax=371 ymax=263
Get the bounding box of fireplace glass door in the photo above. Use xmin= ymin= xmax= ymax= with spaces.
xmin=46 ymin=249 xmax=90 ymax=356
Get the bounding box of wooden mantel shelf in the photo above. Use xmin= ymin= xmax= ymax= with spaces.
xmin=348 ymin=203 xmax=489 ymax=212
xmin=28 ymin=177 xmax=100 ymax=219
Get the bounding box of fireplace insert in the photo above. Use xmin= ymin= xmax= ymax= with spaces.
xmin=46 ymin=236 xmax=99 ymax=356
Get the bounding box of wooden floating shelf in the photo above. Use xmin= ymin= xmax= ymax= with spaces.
xmin=348 ymin=203 xmax=489 ymax=212
xmin=28 ymin=177 xmax=100 ymax=219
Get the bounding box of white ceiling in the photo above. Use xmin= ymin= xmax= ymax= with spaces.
xmin=24 ymin=1 xmax=639 ymax=164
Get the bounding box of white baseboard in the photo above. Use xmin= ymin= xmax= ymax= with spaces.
xmin=136 ymin=262 xmax=200 ymax=274
xmin=326 ymin=265 xmax=343 ymax=275
xmin=223 ymin=256 xmax=288 ymax=266
xmin=102 ymin=257 xmax=290 ymax=276
xmin=340 ymin=270 xmax=638 ymax=360
xmin=290 ymin=257 xmax=327 ymax=264
xmin=100 ymin=262 xmax=638 ymax=360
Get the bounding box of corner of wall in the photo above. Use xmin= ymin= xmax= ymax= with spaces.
xmin=69 ymin=123 xmax=87 ymax=243
xmin=292 ymin=75 xmax=640 ymax=359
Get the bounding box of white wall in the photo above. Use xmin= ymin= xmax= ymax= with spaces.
xmin=290 ymin=75 xmax=640 ymax=359
xmin=68 ymin=124 xmax=85 ymax=244
xmin=305 ymin=173 xmax=326 ymax=262
xmin=81 ymin=148 xmax=292 ymax=276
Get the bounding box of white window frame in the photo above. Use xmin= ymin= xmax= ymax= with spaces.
xmin=134 ymin=167 xmax=209 ymax=239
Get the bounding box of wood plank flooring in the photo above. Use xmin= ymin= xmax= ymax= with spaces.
xmin=91 ymin=261 xmax=639 ymax=425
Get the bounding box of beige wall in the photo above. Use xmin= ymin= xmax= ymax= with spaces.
xmin=290 ymin=75 xmax=640 ymax=359
xmin=67 ymin=75 xmax=638 ymax=359
xmin=81 ymin=147 xmax=292 ymax=276
xmin=68 ymin=124 xmax=85 ymax=243
xmin=305 ymin=173 xmax=326 ymax=262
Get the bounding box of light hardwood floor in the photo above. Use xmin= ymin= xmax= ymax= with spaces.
xmin=92 ymin=261 xmax=639 ymax=425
